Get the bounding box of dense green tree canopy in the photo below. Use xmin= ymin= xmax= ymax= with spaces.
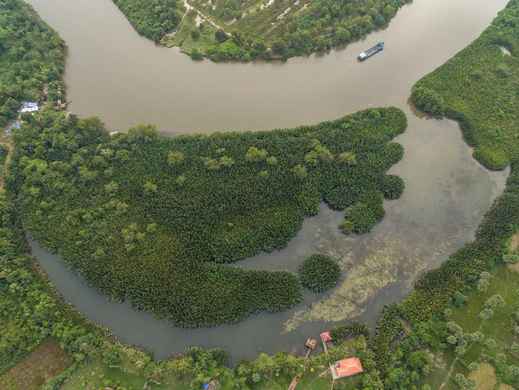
xmin=112 ymin=0 xmax=181 ymax=42
xmin=0 ymin=0 xmax=65 ymax=127
xmin=298 ymin=254 xmax=341 ymax=293
xmin=411 ymin=0 xmax=519 ymax=171
xmin=12 ymin=107 xmax=406 ymax=327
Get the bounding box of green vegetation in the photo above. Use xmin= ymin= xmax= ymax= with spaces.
xmin=411 ymin=0 xmax=519 ymax=171
xmin=331 ymin=323 xmax=371 ymax=343
xmin=115 ymin=0 xmax=411 ymax=61
xmin=369 ymin=1 xmax=519 ymax=388
xmin=12 ymin=107 xmax=406 ymax=327
xmin=0 ymin=0 xmax=65 ymax=128
xmin=0 ymin=126 xmax=379 ymax=389
xmin=0 ymin=187 xmax=95 ymax=380
xmin=381 ymin=174 xmax=405 ymax=200
xmin=112 ymin=0 xmax=182 ymax=42
xmin=298 ymin=254 xmax=340 ymax=293
xmin=55 ymin=335 xmax=381 ymax=390
xmin=340 ymin=191 xmax=386 ymax=235
xmin=422 ymin=267 xmax=519 ymax=389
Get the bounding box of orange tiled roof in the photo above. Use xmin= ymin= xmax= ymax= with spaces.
xmin=333 ymin=357 xmax=364 ymax=378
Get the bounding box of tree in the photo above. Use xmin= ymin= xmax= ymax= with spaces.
xmin=175 ymin=175 xmax=186 ymax=186
xmin=479 ymin=307 xmax=494 ymax=320
xmin=411 ymin=87 xmax=445 ymax=117
xmin=454 ymin=373 xmax=476 ymax=389
xmin=266 ymin=156 xmax=278 ymax=166
xmin=104 ymin=181 xmax=119 ymax=194
xmin=292 ymin=164 xmax=307 ymax=179
xmin=382 ymin=175 xmax=404 ymax=200
xmin=167 ymin=150 xmax=185 ymax=165
xmin=383 ymin=4 xmax=396 ymax=18
xmin=190 ymin=48 xmax=203 ymax=61
xmin=245 ymin=146 xmax=268 ymax=162
xmin=374 ymin=14 xmax=386 ymax=27
xmin=485 ymin=294 xmax=505 ymax=309
xmin=299 ymin=254 xmax=341 ymax=293
xmin=452 ymin=291 xmax=467 ymax=307
xmin=215 ymin=29 xmax=228 ymax=43
xmin=219 ymin=155 xmax=235 ymax=168
xmin=338 ymin=151 xmax=357 ymax=165
xmin=272 ymin=40 xmax=287 ymax=56
xmin=144 ymin=180 xmax=158 ymax=194
xmin=191 ymin=29 xmax=200 ymax=40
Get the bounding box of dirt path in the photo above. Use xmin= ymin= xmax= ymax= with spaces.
xmin=0 ymin=135 xmax=13 ymax=189
xmin=439 ymin=356 xmax=459 ymax=390
xmin=177 ymin=0 xmax=229 ymax=35
xmin=439 ymin=323 xmax=484 ymax=389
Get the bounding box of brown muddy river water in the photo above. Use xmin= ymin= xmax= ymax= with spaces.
xmin=27 ymin=0 xmax=509 ymax=362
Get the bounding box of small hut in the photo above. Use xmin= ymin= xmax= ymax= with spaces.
xmin=320 ymin=331 xmax=333 ymax=354
xmin=305 ymin=337 xmax=318 ymax=350
xmin=330 ymin=357 xmax=364 ymax=380
xmin=19 ymin=102 xmax=39 ymax=114
xmin=304 ymin=337 xmax=318 ymax=359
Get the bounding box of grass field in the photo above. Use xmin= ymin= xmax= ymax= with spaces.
xmin=424 ymin=264 xmax=519 ymax=389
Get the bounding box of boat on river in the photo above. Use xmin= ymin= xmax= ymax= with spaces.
xmin=358 ymin=42 xmax=384 ymax=61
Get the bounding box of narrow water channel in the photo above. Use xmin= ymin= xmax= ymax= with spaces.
xmin=25 ymin=0 xmax=509 ymax=362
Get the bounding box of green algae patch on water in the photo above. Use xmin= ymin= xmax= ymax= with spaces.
xmin=284 ymin=238 xmax=422 ymax=331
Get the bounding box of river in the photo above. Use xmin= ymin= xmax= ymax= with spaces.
xmin=26 ymin=0 xmax=509 ymax=362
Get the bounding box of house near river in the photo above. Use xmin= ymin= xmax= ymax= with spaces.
xmin=19 ymin=101 xmax=39 ymax=114
xmin=5 ymin=102 xmax=40 ymax=136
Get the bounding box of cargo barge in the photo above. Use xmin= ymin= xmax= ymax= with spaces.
xmin=358 ymin=42 xmax=384 ymax=61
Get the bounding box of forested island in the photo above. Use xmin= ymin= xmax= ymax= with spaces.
xmin=13 ymin=107 xmax=405 ymax=328
xmin=112 ymin=0 xmax=411 ymax=61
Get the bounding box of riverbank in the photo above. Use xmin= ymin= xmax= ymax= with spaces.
xmin=113 ymin=0 xmax=411 ymax=62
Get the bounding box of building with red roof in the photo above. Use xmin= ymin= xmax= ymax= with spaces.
xmin=331 ymin=357 xmax=364 ymax=380
xmin=320 ymin=331 xmax=332 ymax=343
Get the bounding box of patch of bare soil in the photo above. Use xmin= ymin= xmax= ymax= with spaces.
xmin=0 ymin=339 xmax=71 ymax=390
xmin=468 ymin=363 xmax=497 ymax=390
xmin=509 ymin=232 xmax=519 ymax=252
xmin=509 ymin=261 xmax=519 ymax=273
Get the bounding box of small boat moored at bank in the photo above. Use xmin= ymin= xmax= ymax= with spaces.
xmin=358 ymin=42 xmax=384 ymax=61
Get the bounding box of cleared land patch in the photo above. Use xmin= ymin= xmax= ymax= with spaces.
xmin=0 ymin=340 xmax=71 ymax=390
xmin=468 ymin=363 xmax=497 ymax=390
